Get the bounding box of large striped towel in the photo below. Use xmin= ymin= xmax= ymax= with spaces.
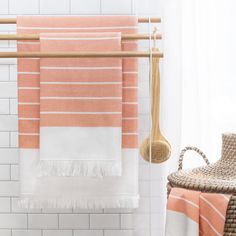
xmin=166 ymin=188 xmax=231 ymax=236
xmin=17 ymin=16 xmax=139 ymax=208
xmin=39 ymin=32 xmax=122 ymax=177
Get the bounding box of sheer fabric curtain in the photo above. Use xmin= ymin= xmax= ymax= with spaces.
xmin=163 ymin=0 xmax=236 ymax=171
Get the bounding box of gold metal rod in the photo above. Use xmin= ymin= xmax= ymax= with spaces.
xmin=0 ymin=33 xmax=162 ymax=41
xmin=0 ymin=51 xmax=163 ymax=58
xmin=0 ymin=17 xmax=161 ymax=24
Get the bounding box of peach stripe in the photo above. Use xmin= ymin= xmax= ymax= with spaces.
xmin=18 ymin=104 xmax=39 ymax=118
xmin=18 ymin=59 xmax=39 ymax=71
xmin=200 ymin=193 xmax=229 ymax=216
xmin=122 ymin=119 xmax=137 ymax=133
xmin=40 ymin=58 xmax=121 ymax=68
xmin=40 ymin=84 xmax=122 ymax=97
xmin=19 ymin=120 xmax=39 ymax=133
xmin=200 ymin=215 xmax=222 ymax=236
xmin=40 ymin=114 xmax=121 ymax=127
xmin=17 ymin=16 xmax=138 ymax=28
xmin=18 ymin=77 xmax=39 ymax=87
xmin=123 ymin=73 xmax=138 ymax=87
xmin=40 ymin=70 xmax=122 ymax=82
xmin=40 ymin=99 xmax=121 ymax=112
xmin=40 ymin=39 xmax=121 ymax=51
xmin=200 ymin=200 xmax=224 ymax=234
xmin=200 ymin=195 xmax=226 ymax=220
xmin=19 ymin=135 xmax=39 ymax=149
xmin=122 ymin=104 xmax=137 ymax=117
xmin=18 ymin=90 xmax=40 ymax=103
xmin=122 ymin=134 xmax=138 ymax=148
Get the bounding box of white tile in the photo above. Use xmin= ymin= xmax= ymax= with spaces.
xmin=12 ymin=230 xmax=42 ymax=236
xmin=138 ymin=98 xmax=150 ymax=115
xmin=0 ymin=81 xmax=17 ymax=98
xmin=10 ymin=165 xmax=19 ymax=180
xmin=10 ymin=98 xmax=18 ymax=115
xmin=59 ymin=214 xmax=89 ymax=229
xmin=101 ymin=0 xmax=132 ymax=14
xmin=0 ymin=198 xmax=11 ymax=212
xmin=28 ymin=214 xmax=58 ymax=229
xmin=0 ymin=230 xmax=11 ymax=236
xmin=133 ymin=214 xmax=150 ymax=230
xmin=0 ymin=115 xmax=18 ymax=131
xmin=74 ymin=230 xmax=103 ymax=236
xmin=104 ymin=230 xmax=133 ymax=236
xmin=0 ymin=0 xmax=8 ymax=14
xmin=71 ymin=0 xmax=100 ymax=14
xmin=0 ymin=99 xmax=9 ymax=114
xmin=0 ymin=164 xmax=10 ymax=180
xmin=90 ymin=214 xmax=120 ymax=229
xmin=139 ymin=181 xmax=149 ymax=197
xmin=138 ymin=114 xmax=150 ymax=132
xmin=0 ymin=181 xmax=19 ymax=196
xmin=135 ymin=197 xmax=149 ymax=213
xmin=42 ymin=208 xmax=72 ymax=213
xmin=40 ymin=0 xmax=70 ymax=14
xmin=138 ymin=81 xmax=149 ymax=98
xmin=121 ymin=214 xmax=133 ymax=229
xmin=10 ymin=64 xmax=17 ymax=81
xmin=0 ymin=214 xmax=27 ymax=228
xmin=150 ymin=197 xmax=166 ymax=214
xmin=0 ymin=148 xmax=18 ymax=164
xmin=104 ymin=209 xmax=134 ymax=214
xmin=0 ymin=32 xmax=8 ymax=48
xmin=73 ymin=208 xmax=103 ymax=214
xmin=0 ymin=65 xmax=9 ymax=81
xmin=135 ymin=0 xmax=162 ymax=15
xmin=0 ymin=131 xmax=10 ymax=147
xmin=11 ymin=198 xmax=41 ymax=213
xmin=10 ymin=131 xmax=19 ymax=147
xmin=9 ymin=32 xmax=17 ymax=48
xmin=43 ymin=230 xmax=73 ymax=236
xmin=9 ymin=0 xmax=39 ymax=14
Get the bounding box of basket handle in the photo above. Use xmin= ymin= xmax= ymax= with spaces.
xmin=178 ymin=146 xmax=210 ymax=170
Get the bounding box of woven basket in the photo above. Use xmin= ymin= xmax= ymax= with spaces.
xmin=167 ymin=133 xmax=236 ymax=235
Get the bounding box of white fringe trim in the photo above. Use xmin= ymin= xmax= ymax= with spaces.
xmin=18 ymin=195 xmax=139 ymax=209
xmin=37 ymin=160 xmax=122 ymax=177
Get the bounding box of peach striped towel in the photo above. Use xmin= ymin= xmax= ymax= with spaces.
xmin=38 ymin=32 xmax=122 ymax=177
xmin=17 ymin=16 xmax=139 ymax=208
xmin=166 ymin=188 xmax=231 ymax=236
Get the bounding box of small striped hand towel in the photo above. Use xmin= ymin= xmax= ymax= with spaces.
xmin=166 ymin=188 xmax=231 ymax=236
xmin=39 ymin=32 xmax=122 ymax=177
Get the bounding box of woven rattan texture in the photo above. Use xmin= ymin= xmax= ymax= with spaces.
xmin=167 ymin=133 xmax=236 ymax=235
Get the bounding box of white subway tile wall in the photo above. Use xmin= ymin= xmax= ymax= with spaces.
xmin=0 ymin=0 xmax=166 ymax=235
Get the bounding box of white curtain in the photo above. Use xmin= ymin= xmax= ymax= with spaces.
xmin=163 ymin=0 xmax=236 ymax=170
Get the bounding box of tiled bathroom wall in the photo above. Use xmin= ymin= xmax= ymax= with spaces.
xmin=0 ymin=0 xmax=166 ymax=235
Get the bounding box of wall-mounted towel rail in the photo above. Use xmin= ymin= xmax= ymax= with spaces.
xmin=0 ymin=33 xmax=162 ymax=41
xmin=0 ymin=17 xmax=161 ymax=24
xmin=0 ymin=51 xmax=163 ymax=58
xmin=0 ymin=16 xmax=162 ymax=58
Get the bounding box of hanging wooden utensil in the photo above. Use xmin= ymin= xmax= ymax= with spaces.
xmin=140 ymin=48 xmax=171 ymax=163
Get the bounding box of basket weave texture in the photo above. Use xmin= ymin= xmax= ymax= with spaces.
xmin=167 ymin=133 xmax=236 ymax=235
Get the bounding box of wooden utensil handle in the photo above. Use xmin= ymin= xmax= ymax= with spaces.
xmin=151 ymin=48 xmax=161 ymax=140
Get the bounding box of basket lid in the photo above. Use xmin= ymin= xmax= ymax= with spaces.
xmin=168 ymin=133 xmax=236 ymax=194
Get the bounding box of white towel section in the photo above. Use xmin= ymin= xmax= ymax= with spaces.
xmin=20 ymin=148 xmax=139 ymax=209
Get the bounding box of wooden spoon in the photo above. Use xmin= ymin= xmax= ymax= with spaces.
xmin=140 ymin=48 xmax=171 ymax=163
